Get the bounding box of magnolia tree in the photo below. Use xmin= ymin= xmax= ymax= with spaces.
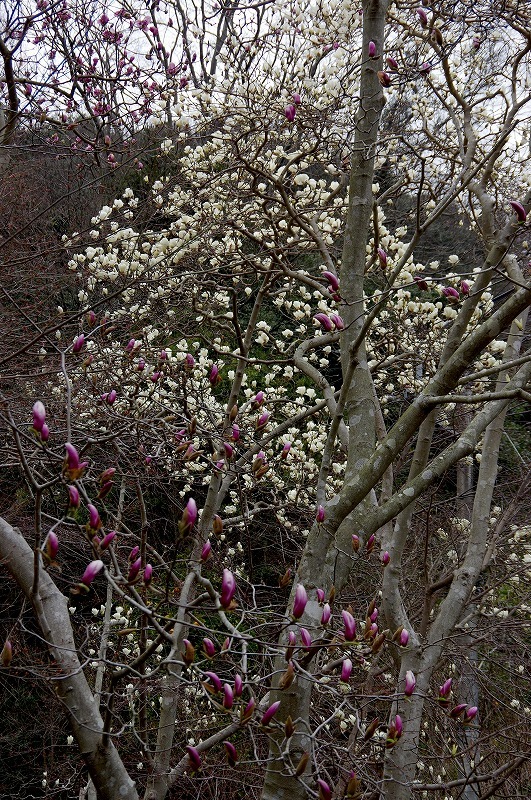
xmin=1 ymin=1 xmax=531 ymax=799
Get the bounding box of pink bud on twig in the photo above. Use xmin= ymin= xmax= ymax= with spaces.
xmin=261 ymin=700 xmax=281 ymax=726
xmin=186 ymin=745 xmax=202 ymax=772
xmin=368 ymin=41 xmax=377 ymax=58
xmin=224 ymin=741 xmax=238 ymax=766
xmin=284 ymin=105 xmax=296 ymax=122
xmin=68 ymin=485 xmax=80 ymax=509
xmin=341 ymin=657 xmax=353 ymax=682
xmin=321 ymin=603 xmax=331 ymax=625
xmin=317 ymin=778 xmax=332 ymax=800
xmin=342 ymin=610 xmax=356 ymax=641
xmin=201 ymin=540 xmax=212 ymax=561
xmin=128 ymin=558 xmax=141 ymax=582
xmin=293 ymin=584 xmax=307 ymax=619
xmin=45 ymin=531 xmax=59 ymax=562
xmin=316 ymin=505 xmax=325 ymax=523
xmin=100 ymin=531 xmax=116 ymax=550
xmin=220 ymin=569 xmax=236 ymax=608
xmin=144 ymin=564 xmax=153 ymax=585
xmin=322 ymin=270 xmax=339 ymax=291
xmin=72 ymin=334 xmax=85 ymax=353
xmin=510 ymin=200 xmax=527 ymax=223
xmin=32 ymin=401 xmax=46 ymax=432
xmin=314 ymin=313 xmax=333 ymax=332
xmin=80 ymin=560 xmax=104 ymax=587
xmin=404 ymin=670 xmax=416 ymax=697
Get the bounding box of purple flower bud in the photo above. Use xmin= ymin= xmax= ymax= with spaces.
xmin=366 ymin=534 xmax=375 ymax=553
xmin=224 ymin=741 xmax=238 ymax=766
xmin=151 ymin=371 xmax=161 ymax=383
xmin=292 ymin=92 xmax=301 ymax=105
xmin=416 ymin=7 xmax=428 ymax=26
xmin=241 ymin=697 xmax=256 ymax=722
xmin=65 ymin=443 xmax=80 ymax=470
xmin=68 ymin=485 xmax=80 ymax=509
xmin=201 ymin=540 xmax=212 ymax=561
xmin=40 ymin=423 xmax=50 ymax=442
xmin=330 ymin=313 xmax=344 ymax=330
xmin=284 ymin=104 xmax=296 ymax=122
xmin=317 ymin=778 xmax=332 ymax=800
xmin=234 ymin=673 xmax=243 ymax=697
xmin=322 ymin=270 xmax=340 ymax=291
xmin=386 ymin=56 xmax=399 ymax=71
xmin=125 ymin=338 xmax=136 ymax=352
xmin=204 ymin=671 xmax=222 ymax=692
xmin=223 ymin=683 xmax=234 ymax=709
xmin=461 ymin=280 xmax=470 ymax=295
xmin=209 ymin=364 xmax=221 ymax=385
xmin=87 ymin=504 xmax=101 ymax=531
xmin=414 ymin=275 xmax=429 ymax=290
xmin=129 ymin=546 xmax=140 ymax=562
xmin=81 ymin=560 xmax=104 ymax=586
xmin=223 ymin=442 xmax=233 ymax=459
xmin=321 ymin=603 xmax=331 ymax=626
xmin=317 ymin=588 xmax=325 ymax=604
xmin=253 ymin=391 xmax=265 ymax=407
xmin=186 ymin=745 xmax=202 ymax=772
xmin=280 ymin=442 xmax=291 ymax=459
xmin=181 ymin=498 xmax=198 ymax=532
xmin=32 ymin=401 xmax=46 ymax=432
xmin=404 ymin=670 xmax=416 ymax=697
xmin=293 ymin=584 xmax=307 ymax=619
xmin=510 ymin=200 xmax=527 ymax=223
xmin=288 ymin=630 xmax=297 ymax=646
xmin=472 ymin=36 xmax=481 ymax=51
xmin=341 ymin=657 xmax=353 ymax=682
xmin=450 ymin=703 xmax=467 ymax=720
xmin=464 ymin=706 xmax=478 ymax=723
xmin=419 ymin=61 xmax=432 ymax=74
xmin=137 ymin=358 xmax=146 ymax=371
xmin=314 ymin=313 xmax=333 ymax=332
xmin=442 ymin=286 xmax=460 ymax=301
xmin=220 ymin=568 xmax=236 ymax=608
xmin=107 ymin=389 xmax=117 ymax=404
xmin=370 ymin=607 xmax=379 ymax=623
xmin=316 ymin=505 xmax=325 ymax=523
xmin=399 ymin=629 xmax=409 ymax=647
xmin=368 ymin=40 xmax=377 ymax=58
xmin=128 ymin=557 xmax=141 ymax=582
xmin=300 ymin=628 xmax=312 ymax=649
xmin=185 ymin=353 xmax=195 ymax=368
xmin=1 ymin=639 xmax=13 ymax=667
xmin=378 ymin=247 xmax=387 ymax=267
xmin=72 ymin=334 xmax=85 ymax=353
xmin=395 ymin=714 xmax=403 ymax=737
xmin=261 ymin=700 xmax=281 ymax=726
xmin=100 ymin=531 xmax=116 ymax=550
xmin=381 ymin=551 xmax=390 ymax=566
xmin=342 ymin=610 xmax=356 ymax=641
xmin=378 ymin=70 xmax=391 ymax=87
xmin=256 ymin=411 xmax=270 ymax=429
xmin=352 ymin=534 xmax=360 ymax=552
xmin=144 ymin=563 xmax=153 ymax=585
xmin=45 ymin=531 xmax=59 ymax=561
xmin=232 ymin=424 xmax=240 ymax=441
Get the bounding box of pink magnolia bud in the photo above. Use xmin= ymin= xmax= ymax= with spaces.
xmin=65 ymin=443 xmax=80 ymax=469
xmin=151 ymin=372 xmax=161 ymax=383
xmin=180 ymin=498 xmax=198 ymax=533
xmin=442 ymin=286 xmax=460 ymax=301
xmin=106 ymin=389 xmax=117 ymax=404
xmin=450 ymin=703 xmax=467 ymax=720
xmin=461 ymin=280 xmax=470 ymax=295
xmin=223 ymin=683 xmax=234 ymax=709
xmin=414 ymin=275 xmax=429 ymax=290
xmin=330 ymin=313 xmax=344 ymax=330
xmin=370 ymin=607 xmax=379 ymax=623
xmin=292 ymin=92 xmax=301 ymax=105
xmin=87 ymin=504 xmax=101 ymax=531
xmin=129 ymin=546 xmax=140 ymax=562
xmin=352 ymin=534 xmax=360 ymax=552
xmin=321 ymin=603 xmax=331 ymax=626
xmin=416 ymin=7 xmax=428 ymax=26
xmin=1 ymin=639 xmax=13 ymax=667
xmin=204 ymin=671 xmax=222 ymax=692
xmin=280 ymin=442 xmax=291 ymax=459
xmin=256 ymin=411 xmax=270 ymax=429
xmin=368 ymin=40 xmax=377 ymax=58
xmin=220 ymin=568 xmax=236 ymax=608
xmin=366 ymin=534 xmax=375 ymax=553
xmin=288 ymin=630 xmax=297 ymax=646
xmin=300 ymin=628 xmax=312 ymax=649
xmin=100 ymin=530 xmax=116 ymax=550
xmin=378 ymin=71 xmax=391 ymax=87
xmin=404 ymin=670 xmax=416 ymax=697
xmin=314 ymin=313 xmax=333 ymax=332
xmin=40 ymin=423 xmax=49 ymax=442
xmin=322 ymin=270 xmax=339 ymax=291
xmin=209 ymin=364 xmax=221 ymax=385
xmin=386 ymin=55 xmax=399 ymax=71
xmin=284 ymin=104 xmax=296 ymax=122
xmin=341 ymin=657 xmax=353 ymax=682
xmin=342 ymin=610 xmax=356 ymax=641
xmin=241 ymin=697 xmax=255 ymax=723
xmin=125 ymin=338 xmax=136 ymax=352
xmin=128 ymin=557 xmax=141 ymax=582
xmin=224 ymin=741 xmax=238 ymax=766
xmin=438 ymin=678 xmax=452 ymax=706
xmin=87 ymin=310 xmax=96 ymax=326
xmin=317 ymin=778 xmax=332 ymax=800
xmin=232 ymin=423 xmax=240 ymax=441
xmin=68 ymin=485 xmax=80 ymax=509
xmin=144 ymin=563 xmax=153 ymax=585
xmin=223 ymin=442 xmax=233 ymax=460
xmin=316 ymin=505 xmax=325 ymax=523
xmin=185 ymin=353 xmax=195 ymax=368
xmin=234 ymin=673 xmax=243 ymax=697
xmin=201 ymin=540 xmax=212 ymax=561
xmin=419 ymin=61 xmax=432 ymax=74
xmin=395 ymin=714 xmax=403 ymax=737
xmin=72 ymin=334 xmax=85 ymax=353
xmin=80 ymin=559 xmax=104 ymax=587
xmin=316 ymin=588 xmax=325 ymax=604
xmin=159 ymin=350 xmax=168 ymax=361
xmin=261 ymin=700 xmax=281 ymax=726
xmin=399 ymin=629 xmax=409 ymax=647
xmin=202 ymin=638 xmax=216 ymax=658
xmin=222 ymin=637 xmax=231 ymax=652
xmin=293 ymin=584 xmax=307 ymax=619
xmin=45 ymin=531 xmax=59 ymax=562
xmin=252 ymin=390 xmax=265 ymax=408
xmin=32 ymin=401 xmax=46 ymax=432
xmin=378 ymin=247 xmax=387 ymax=267
xmin=464 ymin=706 xmax=478 ymax=723
xmin=137 ymin=358 xmax=145 ymax=371
xmin=510 ymin=200 xmax=527 ymax=223
xmin=381 ymin=551 xmax=390 ymax=566
xmin=186 ymin=745 xmax=202 ymax=772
